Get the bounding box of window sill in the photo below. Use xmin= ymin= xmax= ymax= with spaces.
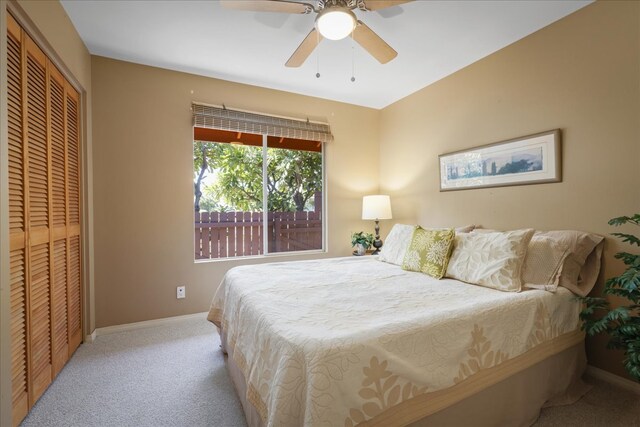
xmin=194 ymin=249 xmax=328 ymax=264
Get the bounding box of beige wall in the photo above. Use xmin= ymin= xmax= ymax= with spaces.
xmin=91 ymin=56 xmax=380 ymax=328
xmin=379 ymin=0 xmax=640 ymax=378
xmin=17 ymin=0 xmax=90 ymax=87
xmin=0 ymin=0 xmax=92 ymax=424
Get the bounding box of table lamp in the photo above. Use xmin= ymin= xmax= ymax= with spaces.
xmin=362 ymin=195 xmax=393 ymax=255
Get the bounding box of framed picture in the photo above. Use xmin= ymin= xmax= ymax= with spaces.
xmin=439 ymin=129 xmax=561 ymax=192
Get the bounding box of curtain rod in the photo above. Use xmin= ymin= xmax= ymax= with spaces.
xmin=192 ymin=101 xmax=330 ymax=126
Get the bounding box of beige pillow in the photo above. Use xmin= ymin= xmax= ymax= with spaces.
xmin=378 ymin=224 xmax=415 ymax=265
xmin=534 ymin=230 xmax=604 ymax=296
xmin=577 ymin=240 xmax=604 ymax=296
xmin=455 ymin=225 xmax=476 ymax=233
xmin=446 ymin=229 xmax=534 ymax=292
xmin=523 ymin=236 xmax=570 ymax=292
xmin=471 ymin=227 xmax=497 ymax=233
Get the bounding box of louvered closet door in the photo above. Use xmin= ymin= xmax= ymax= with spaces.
xmin=7 ymin=13 xmax=83 ymax=425
xmin=65 ymin=84 xmax=82 ymax=354
xmin=49 ymin=65 xmax=69 ymax=376
xmin=24 ymin=33 xmax=52 ymax=405
xmin=7 ymin=14 xmax=29 ymax=426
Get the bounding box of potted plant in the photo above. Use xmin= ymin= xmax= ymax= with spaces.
xmin=580 ymin=214 xmax=640 ymax=382
xmin=351 ymin=231 xmax=374 ymax=256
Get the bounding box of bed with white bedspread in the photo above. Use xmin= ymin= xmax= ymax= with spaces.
xmin=208 ymin=256 xmax=586 ymax=427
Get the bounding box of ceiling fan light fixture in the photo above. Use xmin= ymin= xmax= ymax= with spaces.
xmin=315 ymin=8 xmax=356 ymax=41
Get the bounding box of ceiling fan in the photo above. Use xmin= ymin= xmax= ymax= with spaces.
xmin=220 ymin=0 xmax=412 ymax=67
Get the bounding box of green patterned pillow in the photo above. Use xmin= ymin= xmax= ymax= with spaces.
xmin=402 ymin=227 xmax=455 ymax=279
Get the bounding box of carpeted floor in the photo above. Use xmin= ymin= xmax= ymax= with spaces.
xmin=21 ymin=316 xmax=639 ymax=427
xmin=22 ymin=316 xmax=244 ymax=427
xmin=535 ymin=377 xmax=640 ymax=427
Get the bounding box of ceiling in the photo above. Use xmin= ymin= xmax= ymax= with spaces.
xmin=60 ymin=0 xmax=591 ymax=109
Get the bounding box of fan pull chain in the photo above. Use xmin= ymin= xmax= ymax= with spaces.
xmin=316 ymin=30 xmax=321 ymax=78
xmin=351 ymin=32 xmax=356 ymax=82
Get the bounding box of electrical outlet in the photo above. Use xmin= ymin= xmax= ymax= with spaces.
xmin=176 ymin=286 xmax=186 ymax=299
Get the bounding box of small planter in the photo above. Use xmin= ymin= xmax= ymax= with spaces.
xmin=351 ymin=231 xmax=374 ymax=256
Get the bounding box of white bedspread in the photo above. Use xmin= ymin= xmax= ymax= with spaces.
xmin=208 ymin=256 xmax=581 ymax=427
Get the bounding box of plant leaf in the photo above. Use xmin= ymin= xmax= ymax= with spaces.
xmin=611 ymin=232 xmax=640 ymax=247
xmin=609 ymin=215 xmax=640 ymax=226
xmin=614 ymin=252 xmax=640 ymax=266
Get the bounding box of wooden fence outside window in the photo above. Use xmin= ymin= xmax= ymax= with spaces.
xmin=195 ymin=208 xmax=322 ymax=259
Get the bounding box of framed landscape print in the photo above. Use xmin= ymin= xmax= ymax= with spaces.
xmin=439 ymin=129 xmax=561 ymax=191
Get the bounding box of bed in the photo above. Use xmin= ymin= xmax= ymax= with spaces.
xmin=208 ymin=255 xmax=591 ymax=427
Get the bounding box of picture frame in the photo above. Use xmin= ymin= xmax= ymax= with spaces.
xmin=439 ymin=129 xmax=561 ymax=192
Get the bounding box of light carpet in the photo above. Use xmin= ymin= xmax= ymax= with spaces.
xmin=21 ymin=317 xmax=639 ymax=427
xmin=21 ymin=316 xmax=244 ymax=427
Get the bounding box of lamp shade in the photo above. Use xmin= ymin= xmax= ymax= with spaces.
xmin=362 ymin=195 xmax=392 ymax=220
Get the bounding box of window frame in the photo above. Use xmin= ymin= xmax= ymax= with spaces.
xmin=193 ymin=132 xmax=327 ymax=263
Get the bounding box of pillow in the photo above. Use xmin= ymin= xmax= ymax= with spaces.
xmin=379 ymin=224 xmax=474 ymax=266
xmin=402 ymin=227 xmax=455 ymax=279
xmin=446 ymin=229 xmax=534 ymax=292
xmin=378 ymin=224 xmax=415 ymax=265
xmin=577 ymin=239 xmax=604 ymax=296
xmin=522 ymin=235 xmax=570 ymax=292
xmin=533 ymin=230 xmax=604 ymax=296
xmin=471 ymin=228 xmax=498 ymax=233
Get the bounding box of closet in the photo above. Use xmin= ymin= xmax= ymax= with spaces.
xmin=7 ymin=13 xmax=82 ymax=426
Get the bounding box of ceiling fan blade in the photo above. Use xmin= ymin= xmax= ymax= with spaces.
xmin=220 ymin=0 xmax=312 ymax=14
xmin=361 ymin=0 xmax=413 ymax=11
xmin=285 ymin=28 xmax=322 ymax=67
xmin=352 ymin=20 xmax=397 ymax=64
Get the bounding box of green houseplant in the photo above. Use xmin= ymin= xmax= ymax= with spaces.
xmin=351 ymin=231 xmax=374 ymax=256
xmin=580 ymin=214 xmax=640 ymax=382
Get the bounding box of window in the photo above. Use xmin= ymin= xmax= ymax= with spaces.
xmin=193 ymin=110 xmax=328 ymax=260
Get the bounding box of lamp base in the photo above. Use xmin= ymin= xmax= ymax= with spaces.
xmin=372 ymin=219 xmax=383 ymax=255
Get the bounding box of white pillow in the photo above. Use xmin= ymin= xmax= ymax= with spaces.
xmin=378 ymin=224 xmax=415 ymax=265
xmin=523 ymin=235 xmax=570 ymax=292
xmin=446 ymin=229 xmax=534 ymax=292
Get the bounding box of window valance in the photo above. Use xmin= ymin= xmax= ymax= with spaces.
xmin=192 ymin=103 xmax=333 ymax=143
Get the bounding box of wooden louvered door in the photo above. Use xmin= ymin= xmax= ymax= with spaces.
xmin=25 ymin=31 xmax=53 ymax=405
xmin=49 ymin=65 xmax=68 ymax=377
xmin=7 ymin=13 xmax=83 ymax=426
xmin=7 ymin=14 xmax=29 ymax=427
xmin=65 ymin=83 xmax=82 ymax=354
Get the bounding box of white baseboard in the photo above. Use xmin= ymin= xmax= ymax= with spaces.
xmin=586 ymin=365 xmax=640 ymax=395
xmin=91 ymin=312 xmax=209 ymax=339
xmin=84 ymin=330 xmax=97 ymax=343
